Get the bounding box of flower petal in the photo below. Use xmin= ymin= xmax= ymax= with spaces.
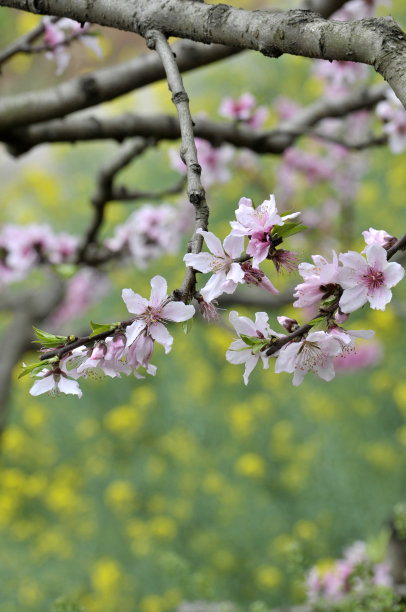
xmin=183 ymin=252 xmax=215 ymax=273
xmin=367 ymin=285 xmax=392 ymax=310
xmin=125 ymin=319 xmax=146 ymax=346
xmin=384 ymin=261 xmax=405 ymax=288
xmin=200 ymin=271 xmax=228 ymax=302
xmin=223 ymin=233 xmax=244 ymax=259
xmin=149 ymin=322 xmax=173 ymax=353
xmin=149 ymin=275 xmax=168 ymax=307
xmin=122 ymin=288 xmax=148 ymax=314
xmin=339 ymin=285 xmax=367 ymax=313
xmin=229 ymin=310 xmax=257 ymax=337
xmin=58 ymin=377 xmax=83 ymax=397
xmin=29 ymin=374 xmax=55 ymax=396
xmin=161 ymin=301 xmax=195 ymax=322
xmin=197 ymin=229 xmax=225 ymax=258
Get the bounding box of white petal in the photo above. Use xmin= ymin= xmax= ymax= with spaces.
xmin=200 ymin=271 xmax=228 ymax=302
xmin=149 ymin=322 xmax=173 ymax=353
xmin=223 ymin=233 xmax=244 ymax=259
xmin=161 ymin=302 xmax=195 ymax=322
xmin=58 ymin=377 xmax=83 ymax=397
xmin=384 ymin=261 xmax=405 ymax=288
xmin=227 ymin=262 xmax=245 ymax=284
xmin=339 ymin=285 xmax=367 ymax=313
xmin=367 ymin=285 xmax=392 ymax=310
xmin=149 ymin=275 xmax=168 ymax=307
xmin=229 ymin=311 xmax=256 ymax=337
xmin=184 ymin=252 xmax=215 ymax=273
xmin=275 ymin=342 xmax=300 ymax=374
xmin=30 ymin=375 xmax=55 ymax=396
xmin=365 ymin=243 xmax=388 ymax=269
xmin=197 ymin=229 xmax=225 ymax=258
xmin=243 ymin=354 xmax=259 ymax=385
xmin=339 ymin=250 xmax=366 ymax=271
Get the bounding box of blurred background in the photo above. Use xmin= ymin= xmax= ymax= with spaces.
xmin=1 ymin=1 xmax=406 ymax=611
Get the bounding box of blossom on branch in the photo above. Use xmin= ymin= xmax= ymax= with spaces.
xmin=338 ymin=243 xmax=404 ymax=312
xmin=218 ymin=93 xmax=268 ymax=128
xmin=226 ymin=311 xmax=283 ymax=385
xmin=29 ymin=364 xmax=82 ymax=398
xmin=43 ymin=17 xmax=102 ymax=75
xmin=122 ymin=275 xmax=195 ymax=354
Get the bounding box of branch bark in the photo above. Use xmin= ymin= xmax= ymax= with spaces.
xmin=1 ymin=1 xmax=405 ymax=107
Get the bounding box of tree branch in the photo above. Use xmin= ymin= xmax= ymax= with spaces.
xmin=147 ymin=30 xmax=209 ymax=302
xmin=0 ymin=15 xmax=59 ymax=68
xmin=1 ymin=1 xmax=405 ymax=107
xmin=2 ymin=84 xmax=388 ymax=157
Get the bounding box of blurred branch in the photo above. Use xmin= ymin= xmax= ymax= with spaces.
xmin=3 ymin=84 xmax=387 ymax=157
xmin=0 ymin=40 xmax=239 ymax=131
xmin=301 ymin=0 xmax=347 ymax=16
xmin=0 ymin=16 xmax=58 ymax=68
xmin=76 ymin=137 xmax=153 ymax=263
xmin=0 ymin=280 xmax=64 ymax=435
xmin=218 ymin=286 xmax=294 ymax=310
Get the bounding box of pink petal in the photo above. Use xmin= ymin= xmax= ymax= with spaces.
xmin=122 ymin=288 xmax=148 ymax=314
xmin=149 ymin=275 xmax=168 ymax=307
xmin=161 ymin=301 xmax=195 ymax=322
xmin=126 ymin=319 xmax=146 ymax=346
xmin=339 ymin=250 xmax=367 ymax=271
xmin=149 ymin=322 xmax=173 ymax=353
xmin=275 ymin=342 xmax=301 ymax=374
xmin=197 ymin=229 xmax=225 ymax=258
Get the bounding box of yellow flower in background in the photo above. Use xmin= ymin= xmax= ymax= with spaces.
xmin=140 ymin=594 xmax=165 ymax=612
xmin=235 ymin=453 xmax=266 ymax=479
xmin=255 ymin=565 xmax=282 ymax=590
xmin=149 ymin=515 xmax=177 ymax=540
xmin=229 ymin=403 xmax=254 ymax=438
xmin=91 ymin=558 xmax=122 ymax=593
xmin=104 ymin=480 xmax=137 ymax=514
xmin=104 ymin=404 xmax=144 ymax=438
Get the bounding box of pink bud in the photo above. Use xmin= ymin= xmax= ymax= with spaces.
xmin=277 ymin=316 xmax=299 ymax=333
xmin=105 ymin=333 xmax=126 ymax=360
xmin=90 ymin=342 xmax=107 ymax=360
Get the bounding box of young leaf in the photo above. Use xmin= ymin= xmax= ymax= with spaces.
xmin=89 ymin=321 xmax=116 ymax=338
xmin=271 ymin=222 xmax=307 ymax=240
xmin=32 ymin=327 xmax=68 ymax=348
xmin=240 ymin=334 xmax=263 ymax=347
xmin=19 ymin=359 xmax=52 ymax=379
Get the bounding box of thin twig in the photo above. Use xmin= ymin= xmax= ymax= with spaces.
xmin=146 ymin=30 xmax=209 ymax=303
xmin=0 ymin=16 xmax=59 ymax=68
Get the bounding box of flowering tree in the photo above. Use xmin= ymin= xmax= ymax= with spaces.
xmin=1 ymin=0 xmax=406 ymax=606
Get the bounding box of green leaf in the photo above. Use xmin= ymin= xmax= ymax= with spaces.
xmin=19 ymin=359 xmax=54 ymax=379
xmin=240 ymin=334 xmax=264 ymax=347
xmin=252 ymin=341 xmax=268 ymax=355
xmin=183 ymin=318 xmax=193 ymax=335
xmin=308 ymin=316 xmax=326 ymax=326
xmin=32 ymin=326 xmax=68 ymax=348
xmin=89 ymin=321 xmax=117 ymax=338
xmin=271 ymin=222 xmax=307 ymax=240
xmin=53 ymin=264 xmax=78 ymax=279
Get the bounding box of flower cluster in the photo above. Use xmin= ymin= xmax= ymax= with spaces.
xmin=185 ymin=194 xmax=302 ymax=309
xmin=169 ymin=138 xmax=234 ymax=188
xmin=105 ymin=202 xmax=190 ymax=268
xmin=226 ymin=225 xmax=404 ymax=386
xmin=218 ymin=93 xmax=268 ymax=128
xmin=376 ymin=88 xmax=406 ymax=154
xmin=0 ymin=223 xmax=78 ymax=285
xmin=27 ymin=276 xmax=195 ymax=397
xmin=306 ymin=540 xmax=392 ymax=603
xmin=42 ymin=17 xmax=102 ymax=75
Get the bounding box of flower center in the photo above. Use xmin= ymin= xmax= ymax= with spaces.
xmin=362 ymin=266 xmax=384 ymax=291
xmin=297 ymin=341 xmax=324 ymax=373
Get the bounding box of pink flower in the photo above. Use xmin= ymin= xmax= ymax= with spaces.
xmin=230 ymin=195 xmax=298 ymax=268
xmin=169 ymin=138 xmax=234 ymax=187
xmin=333 ymin=0 xmax=391 ymax=20
xmin=226 ymin=311 xmax=283 ymax=384
xmin=240 ymin=261 xmax=278 ymax=294
xmin=125 ymin=332 xmax=157 ymax=378
xmin=122 ymin=275 xmax=195 ymax=353
xmin=376 ymin=89 xmax=406 ymax=154
xmin=218 ymin=93 xmax=268 ymax=128
xmin=339 ymin=244 xmax=404 ymax=313
xmin=362 ymin=227 xmax=396 ymax=252
xmin=293 ymin=252 xmax=340 ymax=309
xmin=43 ymin=17 xmax=102 ymax=75
xmin=29 ymin=365 xmax=82 ymax=398
xmin=275 ymin=331 xmax=343 ymax=386
xmin=313 ymin=59 xmax=369 ymax=95
xmin=77 ymin=341 xmax=131 ymax=378
xmin=184 ymin=229 xmax=246 ymax=302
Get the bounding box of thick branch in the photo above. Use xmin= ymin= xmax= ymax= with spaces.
xmin=1 ymin=1 xmax=406 ymax=107
xmin=0 ymin=40 xmax=238 ymax=131
xmin=2 ymin=84 xmax=388 ymax=156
